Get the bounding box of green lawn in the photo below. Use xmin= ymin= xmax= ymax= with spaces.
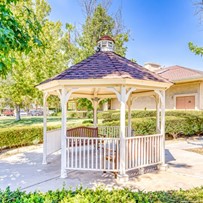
xmin=0 ymin=116 xmax=88 ymax=128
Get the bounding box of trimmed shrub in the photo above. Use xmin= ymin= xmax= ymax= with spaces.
xmin=82 ymin=120 xmax=93 ymax=124
xmin=102 ymin=116 xmax=203 ymax=138
xmin=67 ymin=111 xmax=87 ymax=118
xmin=87 ymin=111 xmax=93 ymax=118
xmin=97 ymin=111 xmax=112 ymax=119
xmin=0 ymin=186 xmax=203 ymax=203
xmin=98 ymin=110 xmax=203 ymax=120
xmin=0 ymin=126 xmax=59 ymax=150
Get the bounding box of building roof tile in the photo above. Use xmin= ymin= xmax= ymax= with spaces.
xmin=157 ymin=65 xmax=203 ymax=82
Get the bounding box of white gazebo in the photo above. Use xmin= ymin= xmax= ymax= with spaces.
xmin=37 ymin=36 xmax=172 ymax=181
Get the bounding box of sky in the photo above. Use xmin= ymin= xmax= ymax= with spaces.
xmin=47 ymin=0 xmax=203 ymax=70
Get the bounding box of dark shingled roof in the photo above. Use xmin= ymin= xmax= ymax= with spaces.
xmin=40 ymin=51 xmax=169 ymax=85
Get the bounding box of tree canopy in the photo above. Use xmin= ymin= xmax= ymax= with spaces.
xmin=189 ymin=0 xmax=203 ymax=57
xmin=73 ymin=0 xmax=129 ymax=63
xmin=0 ymin=0 xmax=130 ymax=119
xmin=0 ymin=0 xmax=73 ymax=120
xmin=0 ymin=0 xmax=43 ymax=77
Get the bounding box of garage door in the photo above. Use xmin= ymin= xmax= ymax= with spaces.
xmin=176 ymin=96 xmax=195 ymax=109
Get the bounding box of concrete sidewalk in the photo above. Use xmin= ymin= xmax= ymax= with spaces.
xmin=0 ymin=140 xmax=203 ymax=192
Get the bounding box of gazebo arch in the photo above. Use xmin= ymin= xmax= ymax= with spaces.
xmin=37 ymin=36 xmax=172 ymax=181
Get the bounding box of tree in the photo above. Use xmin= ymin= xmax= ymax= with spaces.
xmin=189 ymin=0 xmax=203 ymax=56
xmin=72 ymin=0 xmax=129 ymax=63
xmin=0 ymin=0 xmax=74 ymax=120
xmin=73 ymin=0 xmax=129 ymax=109
xmin=0 ymin=0 xmax=43 ymax=77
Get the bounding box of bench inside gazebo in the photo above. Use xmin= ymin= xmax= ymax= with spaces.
xmin=36 ymin=36 xmax=172 ymax=181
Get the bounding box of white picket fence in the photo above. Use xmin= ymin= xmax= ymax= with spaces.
xmin=65 ymin=126 xmax=162 ymax=172
xmin=66 ymin=137 xmax=120 ymax=171
xmin=45 ymin=126 xmax=163 ymax=173
xmin=125 ymin=134 xmax=162 ymax=171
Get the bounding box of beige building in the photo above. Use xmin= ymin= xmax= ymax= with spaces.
xmin=111 ymin=63 xmax=203 ymax=110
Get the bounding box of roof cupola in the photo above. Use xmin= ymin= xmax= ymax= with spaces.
xmin=97 ymin=35 xmax=115 ymax=52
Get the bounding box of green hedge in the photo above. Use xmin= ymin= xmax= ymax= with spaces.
xmin=0 ymin=121 xmax=95 ymax=150
xmin=0 ymin=126 xmax=59 ymax=150
xmin=98 ymin=110 xmax=203 ymax=121
xmin=0 ymin=186 xmax=203 ymax=203
xmin=102 ymin=116 xmax=203 ymax=138
xmin=1 ymin=111 xmax=203 ymax=150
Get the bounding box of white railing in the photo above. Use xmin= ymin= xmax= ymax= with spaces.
xmin=66 ymin=137 xmax=120 ymax=172
xmin=65 ymin=126 xmax=162 ymax=174
xmin=47 ymin=129 xmax=61 ymax=155
xmin=98 ymin=126 xmax=129 ymax=138
xmin=125 ymin=134 xmax=162 ymax=171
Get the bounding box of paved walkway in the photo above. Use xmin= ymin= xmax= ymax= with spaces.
xmin=0 ymin=139 xmax=203 ymax=192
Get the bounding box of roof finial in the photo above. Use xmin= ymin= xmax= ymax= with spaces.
xmin=97 ymin=35 xmax=115 ymax=52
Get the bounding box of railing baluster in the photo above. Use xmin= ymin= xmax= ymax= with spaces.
xmin=138 ymin=137 xmax=140 ymax=166
xmin=91 ymin=138 xmax=94 ymax=169
xmin=79 ymin=138 xmax=81 ymax=168
xmin=67 ymin=138 xmax=69 ymax=168
xmin=75 ymin=138 xmax=77 ymax=168
xmin=108 ymin=140 xmax=110 ymax=170
xmin=132 ymin=138 xmax=135 ymax=168
xmin=104 ymin=140 xmax=106 ymax=170
xmin=83 ymin=138 xmax=85 ymax=168
xmin=71 ymin=138 xmax=73 ymax=168
xmin=96 ymin=138 xmax=98 ymax=169
xmin=149 ymin=137 xmax=151 ymax=164
xmin=155 ymin=135 xmax=157 ymax=163
xmin=87 ymin=139 xmax=90 ymax=169
xmin=100 ymin=137 xmax=102 ymax=170
xmin=112 ymin=139 xmax=115 ymax=170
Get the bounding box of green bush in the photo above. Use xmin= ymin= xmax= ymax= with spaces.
xmin=102 ymin=115 xmax=203 ymax=138
xmin=67 ymin=111 xmax=87 ymax=118
xmin=98 ymin=110 xmax=203 ymax=120
xmin=0 ymin=186 xmax=203 ymax=203
xmin=97 ymin=111 xmax=112 ymax=119
xmin=87 ymin=111 xmax=93 ymax=119
xmin=0 ymin=126 xmax=59 ymax=150
xmin=82 ymin=119 xmax=93 ymax=124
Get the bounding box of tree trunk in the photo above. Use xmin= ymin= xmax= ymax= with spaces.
xmin=15 ymin=105 xmax=21 ymax=121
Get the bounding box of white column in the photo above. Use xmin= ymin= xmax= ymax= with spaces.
xmin=60 ymin=88 xmax=68 ymax=178
xmin=155 ymin=89 xmax=167 ymax=170
xmin=59 ymin=88 xmax=77 ymax=178
xmin=160 ymin=90 xmax=166 ymax=165
xmin=108 ymin=86 xmax=135 ymax=182
xmin=127 ymin=98 xmax=132 ymax=137
xmin=93 ymin=99 xmax=98 ymax=127
xmin=42 ymin=92 xmax=48 ymax=164
xmin=155 ymin=96 xmax=160 ymax=133
xmin=119 ymin=86 xmax=127 ymax=179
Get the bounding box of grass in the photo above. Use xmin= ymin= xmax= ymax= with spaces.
xmin=0 ymin=116 xmax=87 ymax=128
xmin=186 ymin=148 xmax=203 ymax=155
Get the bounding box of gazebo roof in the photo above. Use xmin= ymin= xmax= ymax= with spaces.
xmin=40 ymin=51 xmax=169 ymax=85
